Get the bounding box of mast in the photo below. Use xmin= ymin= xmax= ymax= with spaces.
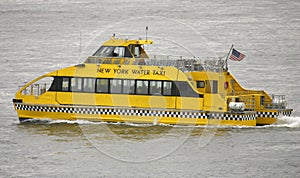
xmin=225 ymin=44 xmax=234 ymax=71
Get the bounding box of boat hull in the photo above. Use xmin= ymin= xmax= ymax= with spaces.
xmin=14 ymin=103 xmax=256 ymax=126
xmin=256 ymin=110 xmax=293 ymax=125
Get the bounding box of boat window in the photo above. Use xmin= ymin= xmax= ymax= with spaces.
xmin=136 ymin=80 xmax=149 ymax=95
xmin=71 ymin=78 xmax=82 ymax=92
xmin=113 ymin=47 xmax=125 ymax=57
xmin=96 ymin=79 xmax=109 ymax=93
xmin=83 ymin=78 xmax=95 ymax=92
xmin=174 ymin=81 xmax=199 ymax=97
xmin=162 ymin=81 xmax=172 ymax=96
xmin=49 ymin=77 xmax=61 ymax=92
xmin=62 ymin=78 xmax=70 ymax=91
xmin=212 ymin=81 xmax=218 ymax=94
xmin=93 ymin=46 xmax=114 ymax=57
xmin=129 ymin=45 xmax=141 ymax=58
xmin=110 ymin=79 xmax=122 ymax=93
xmin=196 ymin=81 xmax=205 ymax=88
xmin=150 ymin=81 xmax=162 ymax=95
xmin=93 ymin=46 xmax=133 ymax=58
xmin=47 ymin=77 xmax=201 ymax=97
xmin=48 ymin=77 xmax=69 ymax=92
xmin=135 ymin=46 xmax=140 ymax=58
xmin=260 ymin=96 xmax=265 ymax=106
xmin=123 ymin=79 xmax=135 ymax=94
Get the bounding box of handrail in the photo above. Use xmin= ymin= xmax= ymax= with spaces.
xmin=227 ymin=90 xmax=265 ymax=96
xmin=84 ymin=55 xmax=226 ymax=72
xmin=144 ymin=57 xmax=225 ymax=72
xmin=19 ymin=83 xmax=48 ymax=97
xmin=227 ymin=95 xmax=256 ymax=111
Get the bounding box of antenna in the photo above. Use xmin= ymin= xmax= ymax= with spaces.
xmin=79 ymin=31 xmax=82 ymax=63
xmin=145 ymin=26 xmax=148 ymax=41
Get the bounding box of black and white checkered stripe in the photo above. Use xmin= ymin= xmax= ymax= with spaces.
xmin=279 ymin=110 xmax=292 ymax=117
xmin=15 ymin=103 xmax=256 ymax=121
xmin=256 ymin=112 xmax=279 ymax=118
xmin=207 ymin=113 xmax=255 ymax=121
xmin=257 ymin=110 xmax=292 ymax=118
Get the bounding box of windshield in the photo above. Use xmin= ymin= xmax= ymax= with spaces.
xmin=93 ymin=46 xmax=132 ymax=58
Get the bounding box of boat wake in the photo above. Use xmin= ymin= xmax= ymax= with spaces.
xmin=274 ymin=116 xmax=300 ymax=128
xmin=17 ymin=116 xmax=300 ymax=129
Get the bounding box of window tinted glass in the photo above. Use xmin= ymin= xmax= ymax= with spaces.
xmin=110 ymin=79 xmax=122 ymax=93
xmin=163 ymin=81 xmax=172 ymax=95
xmin=212 ymin=80 xmax=218 ymax=94
xmin=83 ymin=78 xmax=95 ymax=92
xmin=135 ymin=46 xmax=140 ymax=57
xmin=150 ymin=81 xmax=162 ymax=95
xmin=71 ymin=78 xmax=82 ymax=92
xmin=113 ymin=47 xmax=125 ymax=57
xmin=123 ymin=80 xmax=135 ymax=94
xmin=62 ymin=78 xmax=69 ymax=91
xmin=48 ymin=77 xmax=201 ymax=98
xmin=93 ymin=46 xmax=114 ymax=57
xmin=174 ymin=81 xmax=198 ymax=97
xmin=136 ymin=80 xmax=149 ymax=95
xmin=96 ymin=79 xmax=109 ymax=93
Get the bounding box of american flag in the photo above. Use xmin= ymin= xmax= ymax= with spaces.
xmin=229 ymin=48 xmax=245 ymax=61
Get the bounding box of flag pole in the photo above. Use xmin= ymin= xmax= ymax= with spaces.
xmin=225 ymin=44 xmax=234 ymax=71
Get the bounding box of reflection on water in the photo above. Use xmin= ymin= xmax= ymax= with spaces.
xmin=17 ymin=117 xmax=300 ymax=144
xmin=17 ymin=122 xmax=84 ymax=139
xmin=17 ymin=120 xmax=233 ymax=142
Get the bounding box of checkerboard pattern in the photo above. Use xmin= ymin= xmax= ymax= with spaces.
xmin=279 ymin=110 xmax=292 ymax=117
xmin=256 ymin=112 xmax=279 ymax=118
xmin=257 ymin=110 xmax=292 ymax=118
xmin=15 ymin=103 xmax=256 ymax=121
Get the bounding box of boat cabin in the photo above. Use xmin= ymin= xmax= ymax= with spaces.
xmin=84 ymin=37 xmax=153 ymax=65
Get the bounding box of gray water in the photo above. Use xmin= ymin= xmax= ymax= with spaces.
xmin=1 ymin=0 xmax=300 ymax=177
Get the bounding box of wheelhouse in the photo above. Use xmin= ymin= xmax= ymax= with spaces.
xmin=85 ymin=37 xmax=153 ymax=65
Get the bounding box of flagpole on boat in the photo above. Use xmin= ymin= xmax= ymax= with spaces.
xmin=225 ymin=44 xmax=234 ymax=71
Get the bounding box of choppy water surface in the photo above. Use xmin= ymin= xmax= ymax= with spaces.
xmin=1 ymin=0 xmax=300 ymax=177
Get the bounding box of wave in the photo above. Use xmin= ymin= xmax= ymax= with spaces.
xmin=275 ymin=116 xmax=300 ymax=128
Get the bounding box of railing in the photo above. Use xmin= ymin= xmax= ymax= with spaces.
xmin=227 ymin=95 xmax=256 ymax=111
xmin=238 ymin=95 xmax=256 ymax=111
xmin=84 ymin=56 xmax=132 ymax=64
xmin=227 ymin=90 xmax=265 ymax=96
xmin=143 ymin=55 xmax=225 ymax=72
xmin=267 ymin=94 xmax=287 ymax=109
xmin=84 ymin=55 xmax=226 ymax=72
xmin=19 ymin=83 xmax=48 ymax=97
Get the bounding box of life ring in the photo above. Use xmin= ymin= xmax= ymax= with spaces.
xmin=224 ymin=81 xmax=229 ymax=89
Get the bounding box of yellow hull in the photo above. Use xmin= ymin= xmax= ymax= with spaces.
xmin=14 ymin=103 xmax=256 ymax=126
xmin=256 ymin=117 xmax=277 ymax=125
xmin=256 ymin=110 xmax=292 ymax=125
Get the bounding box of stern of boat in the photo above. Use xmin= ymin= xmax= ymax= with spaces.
xmin=256 ymin=95 xmax=293 ymax=125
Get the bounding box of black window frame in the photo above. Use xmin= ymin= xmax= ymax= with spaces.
xmin=48 ymin=76 xmax=203 ymax=98
xmin=136 ymin=80 xmax=150 ymax=95
xmin=96 ymin=78 xmax=110 ymax=93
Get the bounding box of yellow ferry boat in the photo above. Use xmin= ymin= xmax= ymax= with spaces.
xmin=13 ymin=35 xmax=293 ymax=126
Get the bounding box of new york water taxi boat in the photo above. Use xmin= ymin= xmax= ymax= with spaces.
xmin=13 ymin=35 xmax=293 ymax=126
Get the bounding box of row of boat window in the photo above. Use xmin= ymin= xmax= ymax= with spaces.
xmin=48 ymin=77 xmax=202 ymax=97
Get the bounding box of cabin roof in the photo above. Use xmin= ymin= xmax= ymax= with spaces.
xmin=102 ymin=38 xmax=153 ymax=47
